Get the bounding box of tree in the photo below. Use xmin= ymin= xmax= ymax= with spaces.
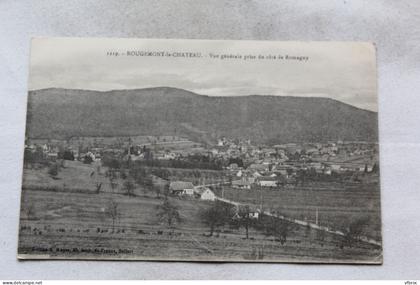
xmin=95 ymin=182 xmax=102 ymax=194
xmin=120 ymin=168 xmax=127 ymax=180
xmin=24 ymin=148 xmax=34 ymax=168
xmin=102 ymin=155 xmax=121 ymax=169
xmin=48 ymin=163 xmax=59 ymax=177
xmin=152 ymin=184 xmax=162 ymax=198
xmin=342 ymin=217 xmax=370 ymax=248
xmin=296 ymin=169 xmax=306 ymax=186
xmin=156 ymin=199 xmax=181 ymax=229
xmin=83 ymin=154 xmax=93 ymax=164
xmin=106 ymin=200 xmax=119 ymax=231
xmin=59 ymin=149 xmax=75 ymax=161
xmin=163 ymin=183 xmax=170 ymax=198
xmin=123 ymin=179 xmax=135 ymax=197
xmin=109 ymin=176 xmax=118 ymax=192
xmin=260 ymin=213 xmax=293 ymax=245
xmin=201 ymin=201 xmax=234 ymax=236
xmin=233 ymin=205 xmax=255 ymax=239
xmin=372 ymin=162 xmax=379 ymax=173
xmin=274 ymin=218 xmax=292 ymax=245
xmin=316 ymin=229 xmax=327 ymax=246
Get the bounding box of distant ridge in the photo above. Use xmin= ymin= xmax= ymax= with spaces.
xmin=25 ymin=87 xmax=378 ymax=144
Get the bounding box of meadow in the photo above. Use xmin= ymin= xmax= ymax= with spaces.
xmin=216 ymin=180 xmax=381 ymax=241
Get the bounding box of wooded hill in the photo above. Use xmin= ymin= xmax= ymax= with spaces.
xmin=25 ymin=87 xmax=378 ymax=144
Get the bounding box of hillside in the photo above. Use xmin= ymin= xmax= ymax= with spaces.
xmin=25 ymin=87 xmax=378 ymax=144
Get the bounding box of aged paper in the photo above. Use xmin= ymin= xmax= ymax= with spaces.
xmin=18 ymin=38 xmax=381 ymax=263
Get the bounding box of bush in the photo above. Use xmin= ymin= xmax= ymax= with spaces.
xmin=48 ymin=164 xmax=59 ymax=177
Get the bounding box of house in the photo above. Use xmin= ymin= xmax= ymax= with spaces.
xmin=245 ymin=176 xmax=256 ymax=184
xmin=329 ymin=163 xmax=341 ymax=172
xmin=232 ymin=179 xmax=252 ymax=190
xmin=193 ymin=187 xmax=216 ymax=201
xmin=249 ymin=210 xmax=260 ymax=219
xmin=234 ymin=205 xmax=260 ymax=219
xmin=229 ymin=163 xmax=239 ymax=170
xmin=257 ymin=176 xmax=278 ymax=187
xmin=169 ymin=181 xmax=195 ymax=195
xmin=46 ymin=152 xmax=58 ymax=161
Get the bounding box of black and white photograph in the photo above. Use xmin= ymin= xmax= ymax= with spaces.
xmin=18 ymin=38 xmax=381 ymax=263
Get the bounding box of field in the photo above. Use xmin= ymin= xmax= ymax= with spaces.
xmin=217 ymin=180 xmax=381 ymax=241
xmin=18 ymin=161 xmax=382 ymax=262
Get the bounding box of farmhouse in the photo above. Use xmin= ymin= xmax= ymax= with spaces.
xmin=232 ymin=179 xmax=252 ymax=190
xmin=323 ymin=167 xmax=332 ymax=175
xmin=257 ymin=176 xmax=278 ymax=187
xmin=329 ymin=163 xmax=341 ymax=172
xmin=46 ymin=152 xmax=58 ymax=161
xmin=169 ymin=181 xmax=195 ymax=195
xmin=193 ymin=187 xmax=216 ymax=201
xmin=228 ymin=163 xmax=239 ymax=170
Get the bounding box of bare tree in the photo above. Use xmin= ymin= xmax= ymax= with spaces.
xmin=342 ymin=217 xmax=370 ymax=248
xmin=95 ymin=182 xmax=102 ymax=194
xmin=232 ymin=205 xmax=256 ymax=239
xmin=123 ymin=179 xmax=135 ymax=197
xmin=109 ymin=176 xmax=118 ymax=193
xmin=48 ymin=163 xmax=59 ymax=177
xmin=156 ymin=199 xmax=181 ymax=229
xmin=201 ymin=201 xmax=234 ymax=236
xmin=260 ymin=213 xmax=292 ymax=245
xmin=107 ymin=200 xmax=119 ymax=231
xmin=152 ymin=184 xmax=162 ymax=199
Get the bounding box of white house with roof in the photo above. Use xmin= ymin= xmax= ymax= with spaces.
xmin=232 ymin=179 xmax=252 ymax=190
xmin=234 ymin=205 xmax=260 ymax=219
xmin=257 ymin=176 xmax=278 ymax=187
xmin=193 ymin=186 xmax=216 ymax=201
xmin=169 ymin=181 xmax=195 ymax=195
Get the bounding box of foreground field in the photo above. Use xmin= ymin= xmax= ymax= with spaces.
xmin=18 ymin=160 xmax=381 ymax=262
xmin=217 ymin=180 xmax=381 ymax=241
xmin=18 ymin=189 xmax=381 ymax=262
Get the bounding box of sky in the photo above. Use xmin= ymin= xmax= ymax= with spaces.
xmin=29 ymin=38 xmax=378 ymax=111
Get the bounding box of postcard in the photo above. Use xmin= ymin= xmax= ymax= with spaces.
xmin=18 ymin=38 xmax=381 ymax=263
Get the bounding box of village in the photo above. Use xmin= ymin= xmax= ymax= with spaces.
xmin=24 ymin=135 xmax=379 ymax=193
